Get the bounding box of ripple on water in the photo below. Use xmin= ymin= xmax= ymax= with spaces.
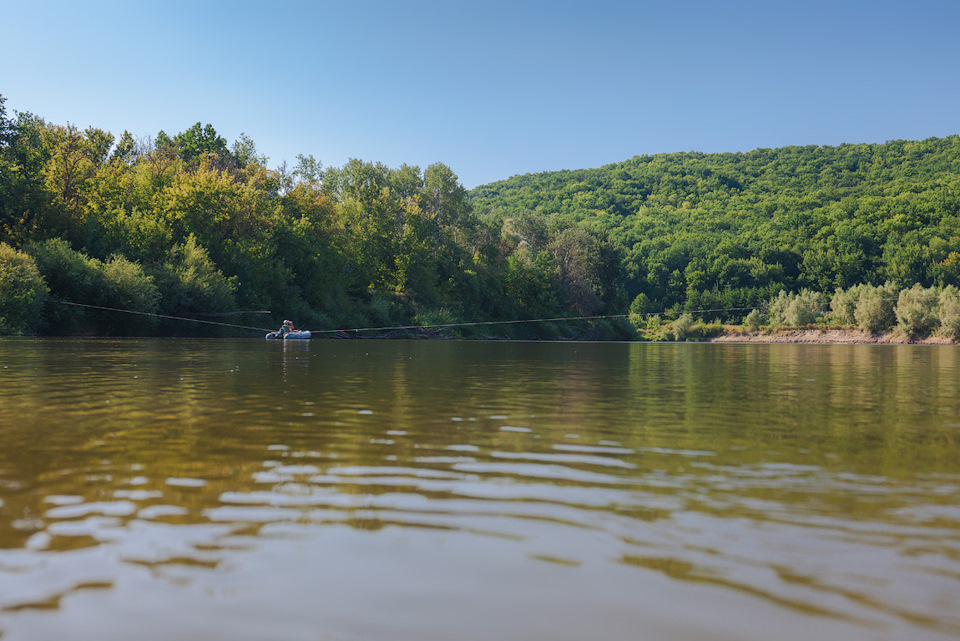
xmin=451 ymin=461 xmax=628 ymax=485
xmin=490 ymin=450 xmax=637 ymax=469
xmin=164 ymin=478 xmax=208 ymax=488
xmin=44 ymin=501 xmax=138 ymax=519
xmin=3 ymin=340 xmax=960 ymax=640
xmin=137 ymin=505 xmax=189 ymax=519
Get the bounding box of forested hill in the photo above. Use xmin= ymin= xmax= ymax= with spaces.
xmin=470 ymin=137 xmax=960 ymax=316
xmin=2 ymin=89 xmax=959 ymax=338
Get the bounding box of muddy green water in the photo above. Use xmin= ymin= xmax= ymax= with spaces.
xmin=0 ymin=339 xmax=959 ymax=640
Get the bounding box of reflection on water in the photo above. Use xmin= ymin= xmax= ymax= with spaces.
xmin=1 ymin=339 xmax=959 ymax=640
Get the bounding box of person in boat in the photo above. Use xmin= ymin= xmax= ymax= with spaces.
xmin=279 ymin=319 xmax=295 ymax=336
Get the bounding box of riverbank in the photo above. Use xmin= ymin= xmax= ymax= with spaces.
xmin=709 ymin=328 xmax=956 ymax=345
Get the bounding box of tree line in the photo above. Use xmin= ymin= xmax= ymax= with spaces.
xmin=0 ymin=95 xmax=631 ymax=338
xmin=3 ymin=93 xmax=959 ymax=339
xmin=472 ymin=136 xmax=960 ymax=325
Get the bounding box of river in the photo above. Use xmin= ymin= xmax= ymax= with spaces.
xmin=1 ymin=339 xmax=958 ymax=640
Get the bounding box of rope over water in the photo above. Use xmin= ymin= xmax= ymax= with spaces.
xmin=53 ymin=300 xmax=275 ymax=332
xmin=50 ymin=299 xmax=761 ymax=335
xmin=309 ymin=307 xmax=760 ymax=334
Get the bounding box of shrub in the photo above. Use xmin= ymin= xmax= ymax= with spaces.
xmin=939 ymin=286 xmax=960 ymax=341
xmin=768 ymin=289 xmax=826 ymax=327
xmin=413 ymin=307 xmax=462 ymax=336
xmin=99 ymin=255 xmax=160 ymax=312
xmin=767 ymin=290 xmax=791 ymax=326
xmin=154 ymin=235 xmax=236 ymax=315
xmin=25 ymin=238 xmax=98 ymax=303
xmin=24 ymin=238 xmax=99 ymax=333
xmin=854 ymin=283 xmax=899 ymax=333
xmin=630 ymin=293 xmax=652 ymax=315
xmin=670 ymin=312 xmax=694 ymax=340
xmin=26 ymin=238 xmax=159 ymax=335
xmin=0 ymin=243 xmax=49 ymax=335
xmin=895 ymin=284 xmax=939 ymax=338
xmin=785 ymin=289 xmax=826 ymax=326
xmin=742 ymin=308 xmax=763 ymax=331
xmin=364 ymin=293 xmax=400 ymax=327
xmin=829 ymin=284 xmax=866 ymax=325
xmin=95 ymin=255 xmax=161 ymax=335
xmin=631 ymin=313 xmax=664 ymax=340
xmin=828 ymin=282 xmax=899 ymax=333
xmin=690 ymin=319 xmax=725 ymax=340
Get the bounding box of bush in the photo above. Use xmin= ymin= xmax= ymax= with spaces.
xmin=896 ymin=284 xmax=939 ymax=338
xmin=25 ymin=238 xmax=98 ymax=302
xmin=768 ymin=289 xmax=825 ymax=327
xmin=785 ymin=289 xmax=826 ymax=326
xmin=630 ymin=293 xmax=652 ymax=315
xmin=829 ymin=284 xmax=865 ymax=325
xmin=0 ymin=243 xmax=49 ymax=335
xmin=631 ymin=313 xmax=664 ymax=340
xmin=670 ymin=312 xmax=694 ymax=340
xmin=828 ymin=282 xmax=899 ymax=333
xmin=26 ymin=238 xmax=159 ymax=335
xmin=854 ymin=283 xmax=899 ymax=333
xmin=690 ymin=319 xmax=725 ymax=340
xmin=24 ymin=238 xmax=99 ymax=333
xmin=154 ymin=235 xmax=236 ymax=315
xmin=939 ymin=286 xmax=960 ymax=341
xmin=95 ymin=255 xmax=161 ymax=335
xmin=412 ymin=307 xmax=463 ymax=336
xmin=767 ymin=291 xmax=790 ymax=326
xmin=364 ymin=293 xmax=402 ymax=327
xmin=742 ymin=308 xmax=763 ymax=331
xmin=99 ymin=255 xmax=160 ymax=312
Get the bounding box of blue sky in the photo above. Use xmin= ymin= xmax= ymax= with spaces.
xmin=3 ymin=0 xmax=958 ymax=188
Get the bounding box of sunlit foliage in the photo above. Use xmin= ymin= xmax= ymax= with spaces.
xmin=2 ymin=91 xmax=959 ymax=340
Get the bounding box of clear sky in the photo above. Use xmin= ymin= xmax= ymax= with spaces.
xmin=3 ymin=0 xmax=958 ymax=188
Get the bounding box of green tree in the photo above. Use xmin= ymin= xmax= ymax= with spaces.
xmin=154 ymin=235 xmax=237 ymax=316
xmin=423 ymin=162 xmax=470 ymax=238
xmin=548 ymin=226 xmax=602 ymax=315
xmin=232 ymin=133 xmax=267 ymax=169
xmin=174 ymin=122 xmax=228 ymax=164
xmin=938 ymin=285 xmax=960 ymax=340
xmin=292 ymin=153 xmax=322 ymax=184
xmin=110 ymin=130 xmax=139 ymax=164
xmin=41 ymin=123 xmax=96 ymax=234
xmin=854 ymin=283 xmax=899 ymax=333
xmin=154 ymin=162 xmax=285 ymax=308
xmin=0 ymin=94 xmax=12 ymax=144
xmin=26 ymin=238 xmax=160 ymax=335
xmin=896 ymin=284 xmax=939 ymax=337
xmin=0 ymin=242 xmax=48 ymax=334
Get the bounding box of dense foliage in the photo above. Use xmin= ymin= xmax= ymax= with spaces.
xmin=2 ymin=92 xmax=959 ymax=339
xmin=0 ymin=242 xmax=47 ymax=334
xmin=0 ymin=95 xmax=630 ymax=337
xmin=471 ymin=137 xmax=960 ymax=320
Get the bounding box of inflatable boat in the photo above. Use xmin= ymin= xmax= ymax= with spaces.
xmin=265 ymin=330 xmax=312 ymax=340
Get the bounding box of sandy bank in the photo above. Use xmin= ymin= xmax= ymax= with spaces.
xmin=710 ymin=328 xmax=956 ymax=345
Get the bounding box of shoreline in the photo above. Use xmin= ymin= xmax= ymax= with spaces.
xmin=709 ymin=328 xmax=956 ymax=345
xmin=3 ymin=328 xmax=957 ymax=345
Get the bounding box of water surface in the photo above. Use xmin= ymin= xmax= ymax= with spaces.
xmin=1 ymin=339 xmax=959 ymax=640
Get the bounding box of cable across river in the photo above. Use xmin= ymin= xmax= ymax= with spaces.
xmin=51 ymin=299 xmax=760 ymax=335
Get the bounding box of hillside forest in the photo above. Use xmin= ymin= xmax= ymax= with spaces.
xmin=2 ymin=93 xmax=960 ymax=339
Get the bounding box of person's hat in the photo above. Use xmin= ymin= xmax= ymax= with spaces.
xmin=283 ymin=320 xmax=293 ymax=324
